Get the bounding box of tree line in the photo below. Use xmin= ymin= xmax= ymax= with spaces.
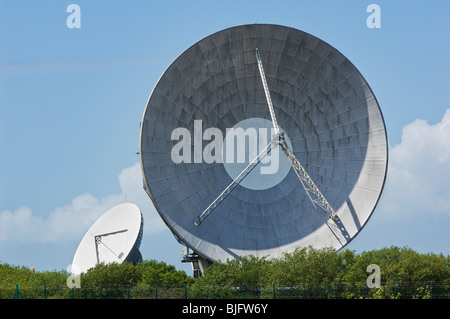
xmin=195 ymin=245 xmax=450 ymax=287
xmin=1 ymin=246 xmax=449 ymax=298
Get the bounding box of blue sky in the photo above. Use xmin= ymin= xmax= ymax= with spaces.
xmin=1 ymin=1 xmax=449 ymax=274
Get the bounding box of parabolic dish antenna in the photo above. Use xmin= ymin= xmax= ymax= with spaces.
xmin=140 ymin=24 xmax=388 ymax=267
xmin=72 ymin=203 xmax=143 ymax=273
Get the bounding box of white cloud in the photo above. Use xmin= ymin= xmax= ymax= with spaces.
xmin=379 ymin=108 xmax=450 ymax=218
xmin=0 ymin=163 xmax=166 ymax=245
xmin=0 ymin=206 xmax=44 ymax=242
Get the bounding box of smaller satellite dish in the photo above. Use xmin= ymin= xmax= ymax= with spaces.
xmin=72 ymin=203 xmax=144 ymax=274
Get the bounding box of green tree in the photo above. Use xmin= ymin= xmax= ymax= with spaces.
xmin=195 ymin=256 xmax=272 ymax=287
xmin=269 ymin=246 xmax=348 ymax=285
xmin=79 ymin=262 xmax=141 ymax=298
xmin=137 ymin=260 xmax=194 ymax=286
xmin=0 ymin=262 xmax=67 ymax=298
xmin=342 ymin=246 xmax=450 ymax=285
xmin=188 ymin=255 xmax=272 ymax=298
xmin=81 ymin=262 xmax=141 ymax=287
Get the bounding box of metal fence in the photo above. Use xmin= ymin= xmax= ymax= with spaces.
xmin=4 ymin=282 xmax=450 ymax=299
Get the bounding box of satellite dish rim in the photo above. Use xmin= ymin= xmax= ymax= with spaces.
xmin=140 ymin=23 xmax=388 ymax=263
xmin=72 ymin=202 xmax=144 ymax=273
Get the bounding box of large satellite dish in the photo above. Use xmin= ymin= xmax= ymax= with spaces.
xmin=72 ymin=203 xmax=144 ymax=273
xmin=140 ymin=24 xmax=388 ymax=270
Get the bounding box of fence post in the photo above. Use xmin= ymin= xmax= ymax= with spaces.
xmin=13 ymin=284 xmax=23 ymax=299
xmin=43 ymin=284 xmax=47 ymax=299
xmin=154 ymin=284 xmax=158 ymax=299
